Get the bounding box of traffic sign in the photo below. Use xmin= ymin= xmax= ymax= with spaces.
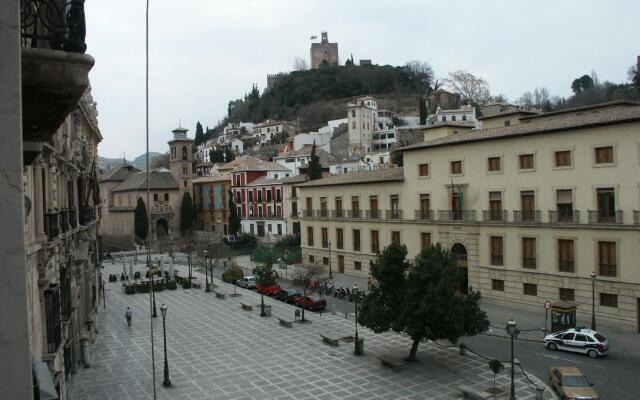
xmin=544 ymin=300 xmax=551 ymax=309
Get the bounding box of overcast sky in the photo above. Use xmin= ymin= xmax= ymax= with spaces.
xmin=87 ymin=0 xmax=640 ymax=158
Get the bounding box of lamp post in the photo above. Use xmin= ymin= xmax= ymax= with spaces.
xmin=150 ymin=257 xmax=157 ymax=318
xmin=204 ymin=250 xmax=211 ymax=292
xmin=328 ymin=240 xmax=332 ymax=279
xmin=160 ymin=304 xmax=171 ymax=387
xmin=284 ymin=250 xmax=288 ymax=279
xmin=590 ymin=271 xmax=597 ymax=330
xmin=353 ymin=284 xmax=362 ymax=355
xmin=506 ymin=319 xmax=517 ymax=400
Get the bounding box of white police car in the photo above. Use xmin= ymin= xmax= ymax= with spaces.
xmin=544 ymin=327 xmax=608 ymax=358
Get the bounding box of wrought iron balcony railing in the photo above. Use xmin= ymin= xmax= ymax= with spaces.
xmin=588 ymin=210 xmax=623 ymax=225
xmin=513 ymin=210 xmax=542 ymax=223
xmin=598 ymin=263 xmax=617 ymax=277
xmin=302 ymin=210 xmax=313 ymax=218
xmin=558 ymin=260 xmax=575 ymax=273
xmin=21 ymin=0 xmax=87 ymax=53
xmin=45 ymin=211 xmax=60 ymax=241
xmin=549 ymin=210 xmax=580 ymax=224
xmin=331 ymin=210 xmax=345 ymax=218
xmin=316 ymin=209 xmax=329 ymax=218
xmin=346 ymin=210 xmax=362 ymax=219
xmin=365 ymin=210 xmax=381 ymax=219
xmin=483 ymin=210 xmax=507 ymax=222
xmin=414 ymin=209 xmax=434 ymax=221
xmin=522 ymin=257 xmax=537 ymax=269
xmin=438 ymin=210 xmax=476 ymax=223
xmin=385 ymin=210 xmax=403 ymax=220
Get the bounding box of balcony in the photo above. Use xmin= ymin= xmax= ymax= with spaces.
xmin=513 ymin=210 xmax=541 ymax=223
xmin=21 ymin=0 xmax=94 ymax=162
xmin=79 ymin=206 xmax=94 ymax=225
xmin=365 ymin=210 xmax=382 ymax=219
xmin=414 ymin=210 xmax=434 ymax=221
xmin=522 ymin=257 xmax=537 ymax=269
xmin=302 ymin=210 xmax=313 ymax=218
xmin=317 ymin=209 xmax=329 ymax=218
xmin=331 ymin=210 xmax=345 ymax=218
xmin=346 ymin=210 xmax=362 ymax=219
xmin=588 ymin=210 xmax=623 ymax=225
xmin=438 ymin=210 xmax=476 ymax=223
xmin=549 ymin=210 xmax=580 ymax=224
xmin=45 ymin=211 xmax=60 ymax=241
xmin=483 ymin=210 xmax=507 ymax=222
xmin=558 ymin=260 xmax=575 ymax=273
xmin=598 ymin=263 xmax=617 ymax=277
xmin=385 ymin=210 xmax=403 ymax=220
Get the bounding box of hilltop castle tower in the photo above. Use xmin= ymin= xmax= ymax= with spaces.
xmin=310 ymin=31 xmax=339 ymax=69
xmin=168 ymin=126 xmax=193 ymax=196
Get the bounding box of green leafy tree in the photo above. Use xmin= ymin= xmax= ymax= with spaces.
xmin=307 ymin=141 xmax=322 ymax=180
xmin=194 ymin=121 xmax=205 ymax=147
xmin=179 ymin=191 xmax=195 ymax=235
xmin=222 ymin=259 xmax=244 ymax=284
xmin=253 ymin=255 xmax=277 ymax=316
xmin=134 ymin=197 xmax=148 ymax=244
xmin=488 ymin=359 xmax=504 ymax=395
xmin=571 ymin=74 xmax=595 ymax=94
xmin=359 ymin=243 xmax=489 ymax=362
xmin=227 ymin=189 xmax=241 ymax=236
xmin=224 ymin=146 xmax=236 ymax=162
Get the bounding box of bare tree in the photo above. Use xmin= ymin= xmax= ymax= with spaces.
xmin=405 ymin=60 xmax=434 ymax=92
xmin=292 ymin=263 xmax=327 ymax=322
xmin=533 ymin=87 xmax=550 ymax=108
xmin=443 ymin=70 xmax=491 ymax=104
xmin=519 ymin=92 xmax=533 ymax=108
xmin=293 ymin=57 xmax=309 ymax=71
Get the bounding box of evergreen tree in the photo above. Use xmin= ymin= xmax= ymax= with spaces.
xmin=307 ymin=141 xmax=322 ymax=180
xmin=134 ymin=197 xmax=149 ymax=244
xmin=418 ymin=95 xmax=427 ymax=125
xmin=224 ymin=146 xmax=236 ymax=162
xmin=228 ymin=189 xmax=241 ymax=235
xmin=194 ymin=121 xmax=205 ymax=147
xmin=179 ymin=191 xmax=195 ymax=235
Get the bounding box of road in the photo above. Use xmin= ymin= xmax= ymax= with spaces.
xmin=463 ymin=334 xmax=640 ymax=400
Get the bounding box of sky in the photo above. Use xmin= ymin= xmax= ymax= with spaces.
xmin=86 ymin=0 xmax=640 ymax=158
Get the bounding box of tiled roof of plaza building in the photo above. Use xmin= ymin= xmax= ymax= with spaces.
xmin=401 ymin=103 xmax=640 ymax=151
xmin=100 ymin=163 xmax=141 ymax=182
xmin=298 ymin=167 xmax=404 ymax=187
xmin=220 ymin=155 xmax=289 ymax=172
xmin=112 ymin=168 xmax=179 ymax=192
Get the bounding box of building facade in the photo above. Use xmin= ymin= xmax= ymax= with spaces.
xmin=310 ymin=31 xmax=339 ymax=69
xmin=298 ymin=102 xmax=640 ymax=331
xmin=193 ymin=174 xmax=231 ymax=236
xmin=168 ymin=126 xmax=193 ymax=196
xmin=348 ymin=96 xmax=378 ymax=156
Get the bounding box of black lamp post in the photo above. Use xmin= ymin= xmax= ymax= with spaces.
xmin=150 ymin=257 xmax=157 ymax=318
xmin=328 ymin=241 xmax=332 ymax=279
xmin=590 ymin=271 xmax=597 ymax=330
xmin=506 ymin=319 xmax=517 ymax=400
xmin=160 ymin=304 xmax=171 ymax=387
xmin=353 ymin=284 xmax=362 ymax=355
xmin=204 ymin=250 xmax=211 ymax=292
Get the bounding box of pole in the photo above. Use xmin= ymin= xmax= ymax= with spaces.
xmin=591 ymin=275 xmax=596 ymax=330
xmin=510 ymin=332 xmax=515 ymax=400
xmin=354 ymin=295 xmax=361 ymax=355
xmin=151 ymin=267 xmax=157 ymax=318
xmin=102 ymin=280 xmax=106 ymax=310
xmin=328 ymin=242 xmax=332 ymax=279
xmin=162 ymin=314 xmax=171 ymax=387
xmin=545 ymin=308 xmax=548 ymax=334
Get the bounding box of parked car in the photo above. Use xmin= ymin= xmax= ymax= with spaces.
xmin=295 ymin=296 xmax=327 ymax=311
xmin=549 ymin=366 xmax=599 ymax=399
xmin=236 ymin=276 xmax=256 ymax=289
xmin=256 ymin=284 xmax=280 ymax=295
xmin=274 ymin=288 xmax=300 ymax=303
xmin=544 ymin=328 xmax=608 ymax=358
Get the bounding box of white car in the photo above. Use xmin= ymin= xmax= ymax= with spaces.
xmin=544 ymin=328 xmax=608 ymax=358
xmin=236 ymin=276 xmax=256 ymax=289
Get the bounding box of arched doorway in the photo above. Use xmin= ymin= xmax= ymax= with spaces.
xmin=156 ymin=218 xmax=168 ymax=240
xmin=451 ymin=243 xmax=469 ymax=294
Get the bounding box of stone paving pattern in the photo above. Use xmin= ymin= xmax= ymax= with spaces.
xmin=74 ymin=256 xmax=553 ymax=399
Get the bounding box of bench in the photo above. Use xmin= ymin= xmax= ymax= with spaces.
xmin=214 ymin=291 xmax=226 ymax=299
xmin=277 ymin=318 xmax=293 ymax=328
xmin=240 ymin=302 xmax=253 ymax=311
xmin=320 ymin=335 xmax=340 ymax=346
xmin=377 ymin=356 xmax=404 ymax=371
xmin=458 ymin=385 xmax=491 ymax=400
xmin=192 ymin=283 xmax=202 ymax=289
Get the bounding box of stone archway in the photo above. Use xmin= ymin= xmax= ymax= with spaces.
xmin=451 ymin=243 xmax=469 ymax=294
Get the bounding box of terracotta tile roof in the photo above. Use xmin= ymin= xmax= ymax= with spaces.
xmin=401 ymin=105 xmax=640 ymax=151
xmin=519 ymin=100 xmax=639 ymax=121
xmin=477 ymin=109 xmax=539 ymax=120
xmin=298 ymin=167 xmax=404 ymax=187
xmin=100 ymin=163 xmax=140 ymax=182
xmin=192 ymin=174 xmax=232 ymax=184
xmin=112 ymin=168 xmax=179 ymax=192
xmin=281 ymin=175 xmax=309 ymax=184
xmin=219 ymin=155 xmax=290 ymax=172
xmin=246 ymin=177 xmax=285 ymax=187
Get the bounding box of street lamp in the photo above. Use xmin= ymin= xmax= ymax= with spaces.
xmin=590 ymin=271 xmax=597 ymax=330
xmin=204 ymin=250 xmax=211 ymax=292
xmin=160 ymin=304 xmax=171 ymax=387
xmin=149 ymin=256 xmax=157 ymax=318
xmin=328 ymin=240 xmax=332 ymax=279
xmin=353 ymin=284 xmax=362 ymax=355
xmin=506 ymin=319 xmax=517 ymax=400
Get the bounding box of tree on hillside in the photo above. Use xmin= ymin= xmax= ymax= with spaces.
xmin=194 ymin=121 xmax=205 ymax=147
xmin=307 ymin=141 xmax=322 ymax=180
xmin=134 ymin=197 xmax=149 ymax=245
xmin=253 ymin=256 xmax=277 ymax=316
xmin=571 ymin=74 xmax=594 ymax=94
xmin=209 ymin=148 xmax=225 ymax=163
xmin=150 ymin=152 xmax=170 ymax=169
xmin=359 ymin=243 xmax=489 ymax=362
xmin=224 ymin=146 xmax=236 ymax=162
xmin=418 ymin=95 xmax=427 ymax=125
xmin=628 ymin=63 xmax=640 ymax=88
xmin=444 ymin=70 xmax=491 ymax=105
xmin=405 ymin=60 xmax=434 ymax=93
xmin=227 ymin=189 xmax=241 ymax=236
xmin=179 ymin=191 xmax=195 ymax=235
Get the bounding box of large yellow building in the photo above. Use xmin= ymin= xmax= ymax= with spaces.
xmin=298 ymin=101 xmax=640 ymax=332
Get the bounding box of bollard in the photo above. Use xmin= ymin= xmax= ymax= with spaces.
xmin=331 ymin=304 xmax=336 ymax=315
xmin=535 ymin=385 xmax=545 ymax=400
xmin=459 ymin=343 xmax=466 ymax=356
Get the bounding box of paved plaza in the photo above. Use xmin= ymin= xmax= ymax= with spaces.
xmin=72 ymin=256 xmax=554 ymax=399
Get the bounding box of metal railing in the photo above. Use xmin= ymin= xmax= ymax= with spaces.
xmin=634 ymin=210 xmax=640 ymax=225
xmin=549 ymin=210 xmax=580 ymax=224
xmin=331 ymin=210 xmax=345 ymax=218
xmin=558 ymin=260 xmax=575 ymax=273
xmin=365 ymin=210 xmax=381 ymax=219
xmin=346 ymin=210 xmax=362 ymax=219
xmin=588 ymin=210 xmax=623 ymax=225
xmin=45 ymin=211 xmax=60 ymax=241
xmin=598 ymin=263 xmax=617 ymax=277
xmin=414 ymin=209 xmax=434 ymax=221
xmin=385 ymin=210 xmax=403 ymax=220
xmin=20 ymin=0 xmax=87 ymax=53
xmin=513 ymin=210 xmax=541 ymax=223
xmin=302 ymin=210 xmax=313 ymax=218
xmin=482 ymin=210 xmax=507 ymax=222
xmin=522 ymin=257 xmax=537 ymax=269
xmin=438 ymin=210 xmax=476 ymax=223
xmin=316 ymin=209 xmax=329 ymax=218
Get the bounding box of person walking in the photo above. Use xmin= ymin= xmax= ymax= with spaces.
xmin=125 ymin=307 xmax=132 ymax=327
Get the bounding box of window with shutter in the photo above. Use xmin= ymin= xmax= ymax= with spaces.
xmin=558 ymin=239 xmax=575 ymax=272
xmin=555 ymin=150 xmax=571 ymax=167
xmin=595 ymin=146 xmax=614 ymax=164
xmin=598 ymin=241 xmax=616 ymax=277
xmin=522 ymin=237 xmax=536 ymax=269
xmin=490 ymin=236 xmax=503 ymax=266
xmin=519 ymin=154 xmax=534 ymax=169
xmin=488 ymin=157 xmax=501 ymax=172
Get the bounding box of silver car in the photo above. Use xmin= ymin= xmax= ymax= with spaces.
xmin=236 ymin=276 xmax=256 ymax=289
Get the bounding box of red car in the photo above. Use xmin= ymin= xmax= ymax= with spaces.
xmin=295 ymin=296 xmax=327 ymax=311
xmin=256 ymin=284 xmax=281 ymax=296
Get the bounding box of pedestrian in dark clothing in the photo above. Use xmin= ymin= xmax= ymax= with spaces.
xmin=125 ymin=307 xmax=132 ymax=327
